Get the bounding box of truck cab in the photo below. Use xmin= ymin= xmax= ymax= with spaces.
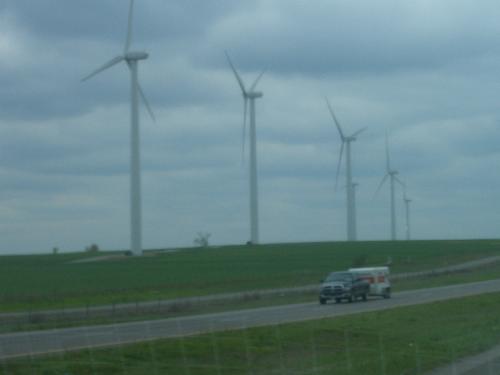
xmin=319 ymin=271 xmax=370 ymax=304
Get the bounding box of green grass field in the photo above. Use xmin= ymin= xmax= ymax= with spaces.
xmin=1 ymin=239 xmax=499 ymax=312
xmin=1 ymin=260 xmax=499 ymax=334
xmin=4 ymin=291 xmax=500 ymax=374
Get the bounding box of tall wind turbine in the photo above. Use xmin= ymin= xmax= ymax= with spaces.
xmin=326 ymin=98 xmax=366 ymax=241
xmin=375 ymin=133 xmax=404 ymax=241
xmin=225 ymin=51 xmax=265 ymax=245
xmin=82 ymin=0 xmax=154 ymax=256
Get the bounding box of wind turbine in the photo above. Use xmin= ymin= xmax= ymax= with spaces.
xmin=225 ymin=51 xmax=265 ymax=245
xmin=375 ymin=133 xmax=404 ymax=241
xmin=326 ymin=98 xmax=366 ymax=241
xmin=82 ymin=0 xmax=154 ymax=256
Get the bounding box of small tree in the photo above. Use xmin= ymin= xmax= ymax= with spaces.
xmin=194 ymin=232 xmax=211 ymax=248
xmin=85 ymin=243 xmax=99 ymax=253
xmin=52 ymin=247 xmax=59 ymax=255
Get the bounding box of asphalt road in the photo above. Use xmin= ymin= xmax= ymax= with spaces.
xmin=2 ymin=279 xmax=500 ymax=361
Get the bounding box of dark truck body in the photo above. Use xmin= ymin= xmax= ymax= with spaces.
xmin=319 ymin=271 xmax=370 ymax=304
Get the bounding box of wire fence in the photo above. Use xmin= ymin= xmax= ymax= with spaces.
xmin=1 ymin=310 xmax=500 ymax=375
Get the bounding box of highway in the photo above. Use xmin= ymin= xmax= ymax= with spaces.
xmin=2 ymin=279 xmax=500 ymax=360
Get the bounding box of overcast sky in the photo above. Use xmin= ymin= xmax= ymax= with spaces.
xmin=1 ymin=0 xmax=499 ymax=254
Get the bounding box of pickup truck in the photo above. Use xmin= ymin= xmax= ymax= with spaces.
xmin=319 ymin=271 xmax=370 ymax=304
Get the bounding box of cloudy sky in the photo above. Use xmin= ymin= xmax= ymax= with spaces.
xmin=1 ymin=0 xmax=499 ymax=254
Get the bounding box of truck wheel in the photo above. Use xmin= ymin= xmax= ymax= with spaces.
xmin=319 ymin=297 xmax=327 ymax=305
xmin=383 ymin=289 xmax=391 ymax=299
xmin=362 ymin=293 xmax=367 ymax=302
xmin=347 ymin=296 xmax=353 ymax=303
xmin=335 ymin=298 xmax=341 ymax=304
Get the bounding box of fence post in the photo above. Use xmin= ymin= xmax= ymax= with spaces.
xmin=415 ymin=343 xmax=421 ymax=374
xmin=379 ymin=333 xmax=386 ymax=375
xmin=344 ymin=329 xmax=352 ymax=373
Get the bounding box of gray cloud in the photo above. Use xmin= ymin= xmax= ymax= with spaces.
xmin=199 ymin=0 xmax=500 ymax=76
xmin=3 ymin=0 xmax=242 ymax=45
xmin=1 ymin=0 xmax=500 ymax=254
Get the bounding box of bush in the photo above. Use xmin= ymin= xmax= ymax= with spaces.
xmin=193 ymin=232 xmax=211 ymax=248
xmin=85 ymin=244 xmax=99 ymax=253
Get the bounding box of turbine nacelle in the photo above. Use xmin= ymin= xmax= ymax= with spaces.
xmin=348 ymin=127 xmax=367 ymax=142
xmin=125 ymin=51 xmax=149 ymax=61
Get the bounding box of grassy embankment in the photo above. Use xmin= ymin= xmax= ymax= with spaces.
xmin=1 ymin=239 xmax=499 ymax=312
xmin=4 ymin=291 xmax=500 ymax=374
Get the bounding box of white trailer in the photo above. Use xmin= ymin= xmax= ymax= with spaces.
xmin=348 ymin=267 xmax=391 ymax=298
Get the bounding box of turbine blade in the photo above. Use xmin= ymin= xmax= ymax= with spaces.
xmin=124 ymin=0 xmax=134 ymax=53
xmin=325 ymin=97 xmax=345 ymax=140
xmin=351 ymin=126 xmax=367 ymax=139
xmin=334 ymin=141 xmax=345 ymax=191
xmin=249 ymin=68 xmax=266 ymax=91
xmin=225 ymin=50 xmax=246 ymax=94
xmin=138 ymin=83 xmax=155 ymax=122
xmin=394 ymin=176 xmax=405 ymax=188
xmin=385 ymin=131 xmax=391 ymax=172
xmin=241 ymin=97 xmax=248 ymax=165
xmin=374 ymin=174 xmax=389 ymax=198
xmin=81 ymin=56 xmax=124 ymax=82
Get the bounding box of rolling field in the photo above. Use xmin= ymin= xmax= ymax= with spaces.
xmin=1 ymin=239 xmax=499 ymax=312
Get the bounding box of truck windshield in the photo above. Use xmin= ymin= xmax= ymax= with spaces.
xmin=325 ymin=272 xmax=353 ymax=282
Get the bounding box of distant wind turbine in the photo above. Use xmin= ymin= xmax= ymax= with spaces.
xmin=225 ymin=51 xmax=265 ymax=245
xmin=326 ymin=98 xmax=366 ymax=241
xmin=82 ymin=0 xmax=154 ymax=256
xmin=374 ymin=133 xmax=404 ymax=241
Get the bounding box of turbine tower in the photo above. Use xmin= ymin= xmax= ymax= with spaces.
xmin=352 ymin=182 xmax=359 ymax=240
xmin=326 ymin=98 xmax=366 ymax=241
xmin=375 ymin=133 xmax=404 ymax=241
xmin=82 ymin=0 xmax=154 ymax=256
xmin=225 ymin=51 xmax=265 ymax=245
xmin=403 ymin=188 xmax=412 ymax=241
